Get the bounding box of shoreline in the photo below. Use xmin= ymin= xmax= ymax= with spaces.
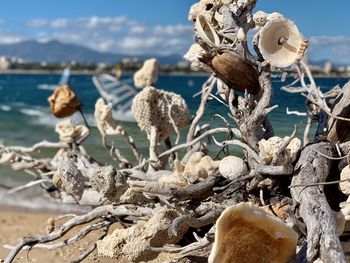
xmin=0 ymin=69 xmax=349 ymax=78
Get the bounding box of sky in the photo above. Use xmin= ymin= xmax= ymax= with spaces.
xmin=0 ymin=0 xmax=349 ymax=64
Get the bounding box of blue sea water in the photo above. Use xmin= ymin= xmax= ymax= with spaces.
xmin=0 ymin=73 xmax=349 ymax=190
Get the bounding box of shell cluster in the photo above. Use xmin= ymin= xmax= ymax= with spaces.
xmin=131 ymin=86 xmax=190 ymax=140
xmin=182 ymin=152 xmax=220 ymax=183
xmin=55 ymin=119 xmax=88 ymax=143
xmin=258 ymin=136 xmax=301 ymax=164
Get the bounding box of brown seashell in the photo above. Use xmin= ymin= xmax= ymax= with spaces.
xmin=211 ymin=51 xmax=260 ymax=94
xmin=48 ymin=84 xmax=81 ymax=118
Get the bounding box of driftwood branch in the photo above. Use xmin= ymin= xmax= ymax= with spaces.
xmin=290 ymin=142 xmax=345 ymax=262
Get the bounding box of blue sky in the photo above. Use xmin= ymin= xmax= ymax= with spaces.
xmin=0 ymin=0 xmax=349 ymax=63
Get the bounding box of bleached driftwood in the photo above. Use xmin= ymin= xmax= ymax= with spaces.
xmin=290 ymin=142 xmax=346 ymax=262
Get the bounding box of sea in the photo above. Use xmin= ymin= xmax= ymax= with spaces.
xmin=0 ymin=73 xmax=349 ymax=211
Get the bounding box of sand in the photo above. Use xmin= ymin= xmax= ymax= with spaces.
xmin=0 ymin=207 xmax=121 ymax=263
xmin=0 ymin=207 xmax=180 ymax=263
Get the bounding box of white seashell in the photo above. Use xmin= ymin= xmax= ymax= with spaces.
xmin=237 ymin=27 xmax=246 ymax=41
xmin=219 ymin=156 xmax=247 ymax=180
xmin=209 ymin=202 xmax=298 ymax=263
xmin=258 ymin=136 xmax=284 ymax=164
xmin=183 ymin=44 xmax=210 ymax=71
xmin=195 ymin=15 xmax=220 ymax=47
xmin=253 ymin=10 xmax=268 ymax=28
xmin=55 ymin=119 xmax=87 ymax=143
xmin=133 ymin=58 xmax=159 ymax=89
xmin=267 ymin=12 xmax=284 ymax=21
xmin=258 ymin=18 xmax=308 ymax=68
xmin=182 ymin=152 xmax=220 ymax=183
xmin=188 ymin=2 xmax=214 ymax=24
xmin=340 ymin=165 xmax=350 ymax=195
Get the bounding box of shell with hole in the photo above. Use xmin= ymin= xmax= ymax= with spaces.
xmin=258 ymin=18 xmax=308 ymax=68
xmin=208 ymin=202 xmax=298 ymax=263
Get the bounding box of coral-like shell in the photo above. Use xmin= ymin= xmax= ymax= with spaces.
xmin=183 ymin=44 xmax=210 ymax=71
xmin=55 ymin=119 xmax=88 ymax=143
xmin=258 ymin=18 xmax=308 ymax=68
xmin=219 ymin=156 xmax=247 ymax=180
xmin=48 ymin=84 xmax=81 ymax=118
xmin=208 ymin=202 xmax=298 ymax=263
xmin=188 ymin=2 xmax=214 ymax=23
xmin=131 ymin=87 xmax=190 ymax=140
xmin=133 ymin=58 xmax=159 ymax=89
xmin=183 ymin=152 xmax=220 ymax=183
xmin=253 ymin=11 xmax=268 ymax=28
xmin=97 ymin=208 xmax=188 ymax=262
xmin=90 ymin=166 xmax=126 ymax=202
xmin=94 ymin=98 xmax=121 ymax=136
xmin=259 ymin=136 xmax=301 ymax=164
xmin=259 ymin=136 xmax=283 ymax=164
xmin=211 ymin=51 xmax=260 ymax=94
xmin=53 ymin=158 xmax=85 ymax=200
xmin=159 ymin=159 xmax=188 ymax=187
xmin=340 ymin=165 xmax=350 ymax=195
xmin=267 ymin=12 xmax=284 ymax=21
xmin=195 ymin=15 xmax=220 ymax=47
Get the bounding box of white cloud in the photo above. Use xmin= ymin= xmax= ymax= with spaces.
xmin=0 ymin=35 xmax=24 ymax=44
xmin=309 ymin=35 xmax=350 ymax=64
xmin=20 ymin=16 xmax=195 ymax=56
xmin=129 ymin=25 xmax=147 ymax=34
xmin=153 ymin=24 xmax=193 ymax=36
xmin=26 ymin=19 xmax=48 ymax=27
xmin=50 ymin=18 xmax=69 ymax=29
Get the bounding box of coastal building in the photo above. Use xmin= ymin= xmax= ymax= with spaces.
xmin=323 ymin=61 xmax=333 ymax=75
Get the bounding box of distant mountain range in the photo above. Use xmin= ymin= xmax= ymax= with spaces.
xmin=0 ymin=40 xmax=184 ymax=65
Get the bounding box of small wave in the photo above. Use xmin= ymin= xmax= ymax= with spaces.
xmin=19 ymin=108 xmax=46 ymax=117
xmin=113 ymin=109 xmax=135 ymax=122
xmin=0 ymin=105 xmax=11 ymax=112
xmin=0 ymin=187 xmax=91 ymax=214
xmin=37 ymin=84 xmax=58 ymax=91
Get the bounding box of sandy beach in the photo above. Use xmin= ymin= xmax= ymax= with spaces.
xmin=0 ymin=207 xmax=182 ymax=263
xmin=0 ymin=207 xmax=118 ymax=263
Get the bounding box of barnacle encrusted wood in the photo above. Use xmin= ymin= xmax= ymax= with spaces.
xmin=48 ymin=84 xmax=81 ymax=118
xmin=131 ymin=86 xmax=190 ymax=140
xmin=97 ymin=208 xmax=188 ymax=262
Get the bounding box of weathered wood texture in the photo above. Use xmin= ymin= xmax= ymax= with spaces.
xmin=327 ymin=81 xmax=350 ymax=143
xmin=290 ymin=142 xmax=345 ymax=262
